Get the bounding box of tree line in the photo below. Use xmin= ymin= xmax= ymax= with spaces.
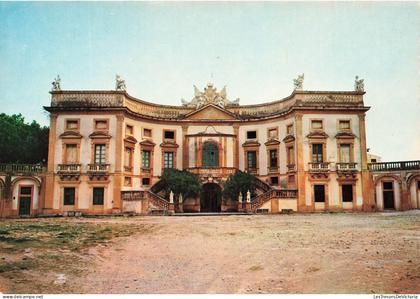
xmin=0 ymin=113 xmax=49 ymax=164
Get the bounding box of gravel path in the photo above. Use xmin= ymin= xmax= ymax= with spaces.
xmin=74 ymin=212 xmax=420 ymax=294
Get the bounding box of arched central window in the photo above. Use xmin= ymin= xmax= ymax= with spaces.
xmin=202 ymin=141 xmax=219 ymax=168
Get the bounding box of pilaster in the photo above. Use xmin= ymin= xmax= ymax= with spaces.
xmin=44 ymin=114 xmax=58 ymax=211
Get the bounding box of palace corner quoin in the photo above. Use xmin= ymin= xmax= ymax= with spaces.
xmin=1 ymin=80 xmax=419 ymax=217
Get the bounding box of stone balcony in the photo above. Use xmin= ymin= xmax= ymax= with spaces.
xmin=186 ymin=167 xmax=236 ymax=180
xmin=57 ymin=164 xmax=81 ymax=180
xmin=308 ymin=162 xmax=330 ymax=172
xmin=0 ymin=163 xmax=44 ymax=175
xmin=287 ymin=164 xmax=296 ymax=172
xmin=368 ymin=160 xmax=420 ymax=172
xmin=336 ymin=162 xmax=358 ymax=172
xmin=87 ymin=164 xmax=110 ymax=180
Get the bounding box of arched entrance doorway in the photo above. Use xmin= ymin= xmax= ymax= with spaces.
xmin=200 ymin=183 xmax=222 ymax=212
xmin=202 ymin=141 xmax=219 ymax=168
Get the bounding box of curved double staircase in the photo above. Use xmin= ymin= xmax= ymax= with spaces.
xmin=121 ymin=169 xmax=297 ymax=214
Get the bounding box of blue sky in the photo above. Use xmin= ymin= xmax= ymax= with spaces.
xmin=0 ymin=2 xmax=418 ymax=160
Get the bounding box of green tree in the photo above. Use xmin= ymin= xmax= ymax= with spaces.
xmin=160 ymin=169 xmax=201 ymax=201
xmin=222 ymin=171 xmax=257 ymax=201
xmin=0 ymin=113 xmax=49 ymax=164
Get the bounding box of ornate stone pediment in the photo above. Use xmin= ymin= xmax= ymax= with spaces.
xmin=335 ymin=131 xmax=356 ymax=139
xmin=89 ymin=131 xmax=111 ymax=139
xmin=139 ymin=139 xmax=156 ymax=147
xmin=283 ymin=134 xmax=295 ymax=143
xmin=188 ymin=126 xmax=235 ymax=137
xmin=59 ymin=131 xmax=83 ymax=139
xmin=160 ymin=141 xmax=179 ymax=148
xmin=181 ymin=83 xmax=239 ymax=109
xmin=242 ymin=140 xmax=261 ymax=147
xmin=183 ymin=104 xmax=239 ymax=120
xmin=306 ymin=131 xmax=329 ymax=139
xmin=124 ymin=136 xmax=138 ymax=144
xmin=264 ymin=139 xmax=280 ymax=146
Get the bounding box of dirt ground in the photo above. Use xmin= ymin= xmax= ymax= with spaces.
xmin=1 ymin=211 xmax=420 ymax=294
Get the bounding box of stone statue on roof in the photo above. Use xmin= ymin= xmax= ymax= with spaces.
xmin=181 ymin=83 xmax=240 ymax=108
xmin=293 ymin=73 xmax=304 ymax=90
xmin=115 ymin=74 xmax=127 ymax=91
xmin=354 ymin=76 xmax=364 ymax=92
xmin=51 ymin=75 xmax=61 ymax=91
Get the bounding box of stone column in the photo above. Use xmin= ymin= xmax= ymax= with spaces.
xmin=233 ymin=125 xmax=239 ymax=169
xmin=182 ymin=126 xmax=189 ymax=170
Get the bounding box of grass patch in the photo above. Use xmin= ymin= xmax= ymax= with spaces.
xmin=0 ymin=218 xmax=152 ymax=293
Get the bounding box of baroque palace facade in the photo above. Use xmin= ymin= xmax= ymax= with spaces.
xmin=0 ymin=77 xmax=419 ymax=216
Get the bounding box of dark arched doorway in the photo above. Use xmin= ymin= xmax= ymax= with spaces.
xmin=200 ymin=183 xmax=222 ymax=212
xmin=202 ymin=141 xmax=219 ymax=168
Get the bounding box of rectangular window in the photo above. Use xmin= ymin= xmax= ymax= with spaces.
xmin=124 ymin=177 xmax=132 ymax=186
xmin=270 ymin=176 xmax=279 ymax=185
xmin=268 ymin=128 xmax=278 ymax=139
xmin=247 ymin=131 xmax=257 ymax=139
xmin=94 ymin=144 xmax=106 ymax=164
xmin=125 ymin=125 xmax=134 ymax=136
xmin=287 ymin=146 xmax=295 ymax=165
xmin=164 ymin=130 xmax=175 ymax=140
xmin=269 ymin=149 xmax=278 ymax=168
xmin=342 ymin=185 xmax=353 ymax=202
xmin=66 ymin=120 xmax=79 ymax=130
xmin=339 ymin=144 xmax=351 ymax=163
xmin=247 ymin=151 xmax=257 ymax=169
xmin=93 ymin=187 xmax=104 ymax=205
xmin=371 ymin=158 xmax=377 ymax=163
xmin=164 ymin=152 xmax=174 ymax=169
xmin=383 ymin=182 xmax=393 ymax=190
xmin=339 ymin=120 xmax=351 ymax=130
xmin=65 ymin=144 xmax=78 ymax=163
xmin=63 ymin=187 xmax=75 ymax=205
xmin=314 ymin=185 xmax=325 ymax=202
xmin=124 ymin=147 xmax=133 ymax=170
xmin=142 ymin=150 xmax=151 ymax=168
xmin=311 ymin=120 xmax=323 ymax=130
xmin=312 ymin=144 xmax=323 ymax=163
xmin=142 ymin=178 xmax=150 ymax=186
xmin=143 ymin=128 xmax=152 ymax=138
xmin=288 ymin=175 xmax=295 ymax=184
xmin=20 ymin=187 xmax=32 ymax=195
xmin=95 ymin=120 xmax=108 ymax=130
xmin=287 ymin=124 xmax=294 ymax=135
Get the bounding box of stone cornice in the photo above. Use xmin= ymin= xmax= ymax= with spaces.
xmin=45 ymin=88 xmax=369 ymax=121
